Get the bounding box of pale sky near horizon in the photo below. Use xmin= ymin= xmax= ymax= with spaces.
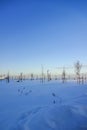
xmin=0 ymin=0 xmax=87 ymax=74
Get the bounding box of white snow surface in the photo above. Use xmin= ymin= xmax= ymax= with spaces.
xmin=0 ymin=80 xmax=87 ymax=130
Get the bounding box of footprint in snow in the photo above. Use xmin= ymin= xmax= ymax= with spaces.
xmin=25 ymin=90 xmax=32 ymax=96
xmin=52 ymin=93 xmax=56 ymax=97
xmin=18 ymin=89 xmax=20 ymax=92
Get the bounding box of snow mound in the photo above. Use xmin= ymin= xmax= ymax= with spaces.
xmin=13 ymin=104 xmax=87 ymax=130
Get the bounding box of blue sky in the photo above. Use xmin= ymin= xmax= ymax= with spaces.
xmin=0 ymin=0 xmax=87 ymax=74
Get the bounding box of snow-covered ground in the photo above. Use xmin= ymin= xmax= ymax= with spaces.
xmin=0 ymin=80 xmax=87 ymax=130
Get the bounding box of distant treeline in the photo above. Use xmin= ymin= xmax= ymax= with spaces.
xmin=0 ymin=61 xmax=87 ymax=84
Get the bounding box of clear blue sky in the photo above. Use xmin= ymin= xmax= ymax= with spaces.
xmin=0 ymin=0 xmax=87 ymax=74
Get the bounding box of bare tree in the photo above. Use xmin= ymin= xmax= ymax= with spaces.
xmin=41 ymin=65 xmax=44 ymax=83
xmin=20 ymin=73 xmax=23 ymax=82
xmin=62 ymin=68 xmax=66 ymax=83
xmin=47 ymin=70 xmax=51 ymax=81
xmin=31 ymin=73 xmax=34 ymax=80
xmin=75 ymin=61 xmax=82 ymax=84
xmin=85 ymin=74 xmax=87 ymax=83
xmin=82 ymin=74 xmax=84 ymax=84
xmin=6 ymin=72 xmax=10 ymax=83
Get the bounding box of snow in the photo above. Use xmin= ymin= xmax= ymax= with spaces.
xmin=0 ymin=80 xmax=87 ymax=130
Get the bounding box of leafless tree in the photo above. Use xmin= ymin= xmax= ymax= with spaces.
xmin=6 ymin=72 xmax=10 ymax=83
xmin=41 ymin=65 xmax=44 ymax=83
xmin=47 ymin=70 xmax=51 ymax=81
xmin=20 ymin=73 xmax=23 ymax=82
xmin=75 ymin=61 xmax=82 ymax=84
xmin=62 ymin=68 xmax=66 ymax=83
xmin=31 ymin=73 xmax=34 ymax=80
xmin=82 ymin=75 xmax=84 ymax=84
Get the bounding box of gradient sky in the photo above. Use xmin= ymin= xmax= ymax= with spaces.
xmin=0 ymin=0 xmax=87 ymax=74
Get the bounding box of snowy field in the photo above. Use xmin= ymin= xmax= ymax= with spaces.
xmin=0 ymin=80 xmax=87 ymax=130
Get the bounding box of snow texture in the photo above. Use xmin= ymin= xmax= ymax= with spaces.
xmin=0 ymin=80 xmax=87 ymax=130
